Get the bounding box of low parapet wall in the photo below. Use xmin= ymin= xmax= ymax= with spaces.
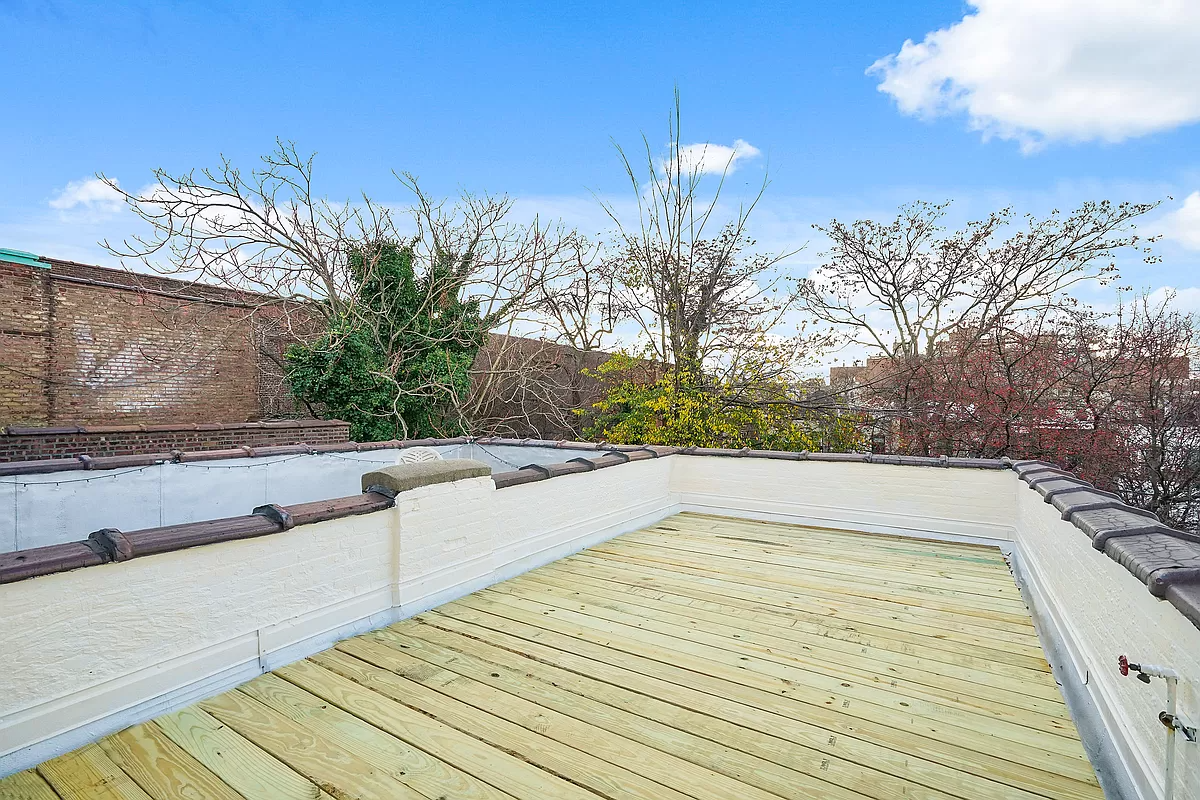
xmin=0 ymin=420 xmax=352 ymax=463
xmin=0 ymin=438 xmax=597 ymax=553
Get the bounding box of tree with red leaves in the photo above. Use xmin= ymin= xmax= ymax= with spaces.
xmin=869 ymin=299 xmax=1199 ymax=531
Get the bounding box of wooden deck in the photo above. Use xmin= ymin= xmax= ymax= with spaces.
xmin=1 ymin=512 xmax=1104 ymax=800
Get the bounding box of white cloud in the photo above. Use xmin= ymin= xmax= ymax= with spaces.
xmin=1147 ymin=285 xmax=1200 ymax=313
xmin=48 ymin=177 xmax=125 ymax=213
xmin=868 ymin=0 xmax=1200 ymax=151
xmin=674 ymin=139 xmax=761 ymax=175
xmin=1159 ymin=191 xmax=1200 ymax=249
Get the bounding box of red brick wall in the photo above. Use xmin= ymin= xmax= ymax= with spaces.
xmin=0 ymin=420 xmax=350 ymax=462
xmin=0 ymin=262 xmax=52 ymax=424
xmin=0 ymin=258 xmax=306 ymax=428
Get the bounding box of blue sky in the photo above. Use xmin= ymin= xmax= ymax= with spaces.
xmin=3 ymin=0 xmax=1199 ymax=317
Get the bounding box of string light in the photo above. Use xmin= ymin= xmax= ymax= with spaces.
xmin=1 ymin=442 xmax=523 ymax=487
xmin=472 ymin=443 xmax=524 ymax=469
xmin=3 ymin=466 xmax=153 ymax=488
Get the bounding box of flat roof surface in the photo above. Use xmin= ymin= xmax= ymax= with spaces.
xmin=0 ymin=513 xmax=1103 ymax=800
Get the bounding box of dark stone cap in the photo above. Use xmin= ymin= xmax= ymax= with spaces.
xmin=360 ymin=459 xmax=491 ymax=495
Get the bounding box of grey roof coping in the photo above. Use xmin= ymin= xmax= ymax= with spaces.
xmin=945 ymin=457 xmax=1007 ymax=469
xmin=1033 ymin=476 xmax=1097 ymax=496
xmin=1165 ymin=583 xmax=1200 ymax=629
xmin=1103 ymin=533 xmax=1200 ymax=588
xmin=1026 ymin=472 xmax=1088 ymax=490
xmin=1052 ymin=491 xmax=1158 ymax=520
xmin=1068 ymin=508 xmax=1173 ymax=548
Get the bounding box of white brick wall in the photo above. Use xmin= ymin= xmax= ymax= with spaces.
xmin=1015 ymin=489 xmax=1200 ymax=800
xmin=670 ymin=456 xmax=1017 ymax=542
xmin=0 ymin=512 xmax=394 ymax=760
xmin=1 ymin=444 xmax=599 ymax=553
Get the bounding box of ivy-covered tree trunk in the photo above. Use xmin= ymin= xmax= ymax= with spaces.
xmin=285 ymin=242 xmax=486 ymax=441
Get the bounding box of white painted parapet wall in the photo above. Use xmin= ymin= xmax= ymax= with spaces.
xmin=0 ymin=453 xmax=1197 ymax=798
xmin=0 ymin=442 xmax=598 ymax=553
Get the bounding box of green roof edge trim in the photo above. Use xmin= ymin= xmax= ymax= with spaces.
xmin=0 ymin=248 xmax=48 ymax=269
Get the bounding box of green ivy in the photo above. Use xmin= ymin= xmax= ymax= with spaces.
xmin=285 ymin=242 xmax=486 ymax=441
xmin=584 ymin=354 xmax=865 ymax=452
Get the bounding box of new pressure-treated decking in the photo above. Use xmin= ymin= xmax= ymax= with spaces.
xmin=1 ymin=513 xmax=1104 ymax=800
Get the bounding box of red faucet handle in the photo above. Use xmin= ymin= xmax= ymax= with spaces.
xmin=1118 ymin=655 xmax=1129 ymax=676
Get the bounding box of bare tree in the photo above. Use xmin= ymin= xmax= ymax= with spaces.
xmin=455 ymin=229 xmax=629 ymax=439
xmin=101 ymin=140 xmax=580 ymax=437
xmin=802 ymin=200 xmax=1160 ymax=362
xmin=600 ymin=92 xmax=813 ymax=384
xmin=1106 ymin=296 xmax=1200 ymax=531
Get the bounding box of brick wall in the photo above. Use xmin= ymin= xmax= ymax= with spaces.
xmin=0 ymin=261 xmax=52 ymax=423
xmin=0 ymin=420 xmax=350 ymax=462
xmin=0 ymin=254 xmax=614 ymax=441
xmin=0 ymin=256 xmax=310 ymax=429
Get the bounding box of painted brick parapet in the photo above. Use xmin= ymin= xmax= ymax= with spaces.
xmin=1007 ymin=459 xmax=1200 ymax=632
xmin=2 ymin=435 xmax=1198 ymax=632
xmin=0 ymin=419 xmax=351 ymax=462
xmin=0 ymin=489 xmax=397 ymax=583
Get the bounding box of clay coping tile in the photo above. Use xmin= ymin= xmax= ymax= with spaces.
xmin=83 ymin=453 xmax=174 ymax=470
xmin=0 ymin=458 xmax=85 ymax=476
xmin=79 ymin=424 xmax=145 ymax=434
xmin=0 ymin=541 xmax=108 ymax=584
xmin=492 ymin=469 xmax=545 ymax=488
xmin=4 ymin=425 xmax=84 ymax=436
xmin=176 ymin=447 xmax=255 ymax=462
xmin=1165 ymin=583 xmax=1200 ymax=630
xmin=251 ymin=444 xmax=315 ymax=457
xmin=519 ymin=461 xmax=593 ymax=479
xmin=0 ymin=489 xmax=398 ymax=583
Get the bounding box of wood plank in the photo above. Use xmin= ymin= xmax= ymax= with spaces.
xmin=535 ymin=558 xmax=1067 ymax=702
xmin=513 ymin=568 xmax=1074 ymax=720
xmin=37 ymin=744 xmax=152 ymax=800
xmin=635 ymin=521 xmax=1023 ymax=588
xmin=238 ymin=673 xmax=517 ymax=800
xmin=369 ymin=622 xmax=953 ymax=800
xmin=275 ymin=658 xmax=605 ymax=800
xmin=434 ymin=597 xmax=1101 ymax=793
xmin=666 ymin=513 xmax=1008 ymax=558
xmin=199 ymin=689 xmax=426 ymax=800
xmin=154 ymin=706 xmax=328 ymax=800
xmin=541 ymin=554 xmax=1054 ymax=677
xmin=615 ymin=530 xmax=1025 ymax=599
xmin=17 ymin=512 xmax=1103 ymax=800
xmin=326 ymin=640 xmax=784 ymax=800
xmin=589 ymin=538 xmax=1034 ymax=617
xmin=676 ymin=513 xmax=1011 ymax=561
xmin=639 ymin=530 xmax=1018 ymax=589
xmin=472 ymin=585 xmax=1086 ymax=757
xmin=663 ymin=515 xmax=1013 ymax=572
xmin=97 ymin=722 xmax=242 ymax=800
xmin=576 ymin=545 xmax=1038 ymax=630
xmin=0 ymin=771 xmax=60 ymax=800
xmin=417 ymin=606 xmax=1099 ymax=800
xmin=568 ymin=550 xmax=1050 ymax=662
